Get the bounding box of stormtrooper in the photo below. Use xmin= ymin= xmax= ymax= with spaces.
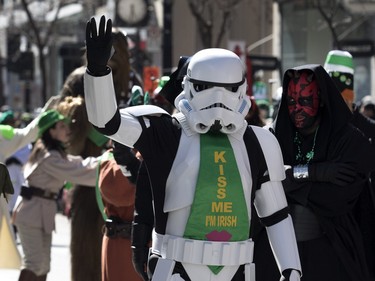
xmin=84 ymin=15 xmax=301 ymax=281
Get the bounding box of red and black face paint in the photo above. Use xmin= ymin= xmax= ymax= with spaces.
xmin=287 ymin=70 xmax=320 ymax=129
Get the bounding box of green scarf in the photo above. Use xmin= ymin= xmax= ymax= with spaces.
xmin=184 ymin=133 xmax=249 ymax=274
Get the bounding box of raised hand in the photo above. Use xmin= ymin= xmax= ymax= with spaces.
xmin=85 ymin=15 xmax=113 ymax=75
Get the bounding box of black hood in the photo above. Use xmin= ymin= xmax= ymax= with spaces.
xmin=273 ymin=64 xmax=353 ymax=164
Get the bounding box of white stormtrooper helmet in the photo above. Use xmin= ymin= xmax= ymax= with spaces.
xmin=175 ymin=48 xmax=250 ymax=134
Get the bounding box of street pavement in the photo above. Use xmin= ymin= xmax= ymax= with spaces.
xmin=0 ymin=213 xmax=71 ymax=281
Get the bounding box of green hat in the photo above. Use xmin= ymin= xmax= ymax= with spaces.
xmin=38 ymin=109 xmax=68 ymax=137
xmin=129 ymin=85 xmax=144 ymax=106
xmin=153 ymin=76 xmax=170 ymax=95
xmin=324 ymin=50 xmax=354 ymax=74
xmin=0 ymin=110 xmax=14 ymax=125
xmin=158 ymin=76 xmax=170 ymax=88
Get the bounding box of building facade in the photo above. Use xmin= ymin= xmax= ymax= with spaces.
xmin=3 ymin=0 xmax=375 ymax=111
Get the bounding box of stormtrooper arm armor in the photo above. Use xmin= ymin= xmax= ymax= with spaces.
xmin=84 ymin=70 xmax=170 ymax=148
xmin=84 ymin=71 xmax=119 ymax=129
xmin=252 ymin=126 xmax=302 ymax=279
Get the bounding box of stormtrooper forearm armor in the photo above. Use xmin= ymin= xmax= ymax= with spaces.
xmin=84 ymin=71 xmax=118 ymax=128
xmin=252 ymin=126 xmax=302 ymax=276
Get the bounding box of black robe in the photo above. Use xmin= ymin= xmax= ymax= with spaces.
xmin=254 ymin=64 xmax=375 ymax=281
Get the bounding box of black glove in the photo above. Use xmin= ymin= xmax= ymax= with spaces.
xmin=131 ymin=223 xmax=153 ymax=281
xmin=309 ymin=162 xmax=356 ymax=186
xmin=113 ymin=141 xmax=140 ymax=183
xmin=85 ymin=15 xmax=113 ymax=75
xmin=132 ymin=247 xmax=150 ymax=281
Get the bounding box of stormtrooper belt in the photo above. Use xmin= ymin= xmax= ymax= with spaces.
xmin=152 ymin=232 xmax=254 ymax=266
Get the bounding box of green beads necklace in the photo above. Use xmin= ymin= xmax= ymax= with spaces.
xmin=294 ymin=126 xmax=319 ymax=164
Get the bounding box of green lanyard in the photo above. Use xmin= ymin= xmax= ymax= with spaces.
xmin=95 ymin=151 xmax=114 ymax=221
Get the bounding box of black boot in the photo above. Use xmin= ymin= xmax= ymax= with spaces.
xmin=37 ymin=274 xmax=47 ymax=281
xmin=18 ymin=269 xmax=37 ymax=281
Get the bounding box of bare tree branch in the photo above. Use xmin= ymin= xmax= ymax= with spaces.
xmin=187 ymin=0 xmax=213 ymax=47
xmin=215 ymin=10 xmax=230 ymax=47
xmin=187 ymin=0 xmax=244 ymax=48
xmin=315 ymin=0 xmax=341 ymax=48
xmin=19 ymin=0 xmax=64 ymax=104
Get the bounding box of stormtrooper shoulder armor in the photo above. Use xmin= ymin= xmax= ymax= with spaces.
xmin=251 ymin=125 xmax=285 ymax=181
